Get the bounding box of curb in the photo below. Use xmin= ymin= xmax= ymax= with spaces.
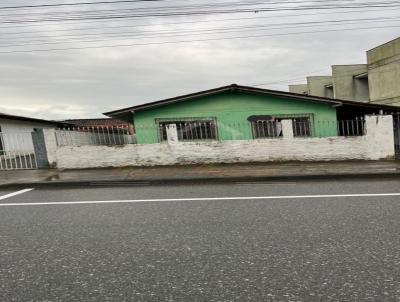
xmin=1 ymin=171 xmax=400 ymax=189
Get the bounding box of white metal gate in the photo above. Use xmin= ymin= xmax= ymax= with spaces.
xmin=0 ymin=131 xmax=37 ymax=170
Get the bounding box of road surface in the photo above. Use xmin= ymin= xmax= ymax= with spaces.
xmin=0 ymin=178 xmax=399 ymax=301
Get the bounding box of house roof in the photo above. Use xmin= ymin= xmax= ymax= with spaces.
xmin=104 ymin=84 xmax=400 ymax=120
xmin=104 ymin=84 xmax=341 ymax=120
xmin=0 ymin=112 xmax=67 ymax=126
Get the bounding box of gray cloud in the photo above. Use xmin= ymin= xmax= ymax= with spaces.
xmin=0 ymin=0 xmax=398 ymax=119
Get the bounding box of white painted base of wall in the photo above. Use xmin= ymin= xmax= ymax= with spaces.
xmin=50 ymin=115 xmax=395 ymax=169
xmin=56 ymin=128 xmax=393 ymax=170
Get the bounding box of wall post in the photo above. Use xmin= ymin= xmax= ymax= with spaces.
xmin=31 ymin=128 xmax=58 ymax=168
xmin=166 ymin=124 xmax=179 ymax=144
xmin=281 ymin=119 xmax=294 ymax=139
xmin=364 ymin=115 xmax=395 ymax=159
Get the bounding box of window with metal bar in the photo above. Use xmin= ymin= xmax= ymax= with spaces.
xmin=292 ymin=117 xmax=312 ymax=137
xmin=251 ymin=120 xmax=282 ymax=139
xmin=159 ymin=120 xmax=217 ymax=141
xmin=337 ymin=118 xmax=365 ymax=136
xmin=251 ymin=116 xmax=312 ymax=138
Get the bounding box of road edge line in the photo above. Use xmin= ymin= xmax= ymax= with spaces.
xmin=0 ymin=188 xmax=34 ymax=201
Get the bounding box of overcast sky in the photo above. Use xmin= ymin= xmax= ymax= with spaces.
xmin=0 ymin=0 xmax=399 ymax=120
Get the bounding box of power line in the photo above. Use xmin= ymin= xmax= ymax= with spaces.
xmin=0 ymin=0 xmax=167 ymax=10
xmin=0 ymin=0 xmax=368 ymax=17
xmin=1 ymin=23 xmax=398 ymax=54
xmin=0 ymin=0 xmax=368 ymax=11
xmin=252 ymin=69 xmax=329 ymax=87
xmin=1 ymin=0 xmax=398 ymax=53
xmin=1 ymin=2 xmax=400 ymax=24
xmin=2 ymin=16 xmax=399 ymax=46
xmin=0 ymin=0 xmax=270 ymax=16
xmin=253 ymin=77 xmax=310 ymax=87
xmin=0 ymin=5 xmax=394 ymax=29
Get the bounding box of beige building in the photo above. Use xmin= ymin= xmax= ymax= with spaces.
xmin=367 ymin=38 xmax=400 ymax=105
xmin=289 ymin=37 xmax=400 ymax=106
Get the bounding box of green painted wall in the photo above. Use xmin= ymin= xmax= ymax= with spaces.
xmin=133 ymin=91 xmax=338 ymax=144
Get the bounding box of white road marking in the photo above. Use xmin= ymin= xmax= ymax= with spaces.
xmin=0 ymin=192 xmax=399 ymax=207
xmin=0 ymin=188 xmax=34 ymax=201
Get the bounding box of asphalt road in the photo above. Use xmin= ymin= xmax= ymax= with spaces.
xmin=0 ymin=178 xmax=400 ymax=301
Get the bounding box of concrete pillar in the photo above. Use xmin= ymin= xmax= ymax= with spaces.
xmin=365 ymin=115 xmax=393 ymax=137
xmin=364 ymin=115 xmax=395 ymax=159
xmin=166 ymin=124 xmax=179 ymax=144
xmin=281 ymin=119 xmax=294 ymax=139
xmin=31 ymin=128 xmax=58 ymax=168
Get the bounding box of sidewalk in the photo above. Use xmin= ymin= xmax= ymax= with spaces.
xmin=1 ymin=161 xmax=400 ymax=188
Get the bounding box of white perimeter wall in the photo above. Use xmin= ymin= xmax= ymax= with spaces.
xmin=53 ymin=115 xmax=395 ymax=169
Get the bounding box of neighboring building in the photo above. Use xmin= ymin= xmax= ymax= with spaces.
xmin=289 ymin=37 xmax=400 ymax=106
xmin=64 ymin=118 xmax=134 ymax=134
xmin=288 ymin=84 xmax=308 ymax=95
xmin=307 ymin=76 xmax=334 ymax=99
xmin=368 ymin=38 xmax=400 ymax=105
xmin=332 ymin=65 xmax=369 ymax=102
xmin=0 ymin=112 xmax=65 ymax=153
xmin=104 ymin=84 xmax=400 ymax=144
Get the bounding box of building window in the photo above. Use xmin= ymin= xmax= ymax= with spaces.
xmin=292 ymin=117 xmax=311 ymax=137
xmin=249 ymin=115 xmax=312 ymax=138
xmin=159 ymin=119 xmax=218 ymax=141
xmin=251 ymin=120 xmax=283 ymax=139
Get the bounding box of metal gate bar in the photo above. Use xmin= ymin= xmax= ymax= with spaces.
xmin=0 ymin=132 xmax=37 ymax=170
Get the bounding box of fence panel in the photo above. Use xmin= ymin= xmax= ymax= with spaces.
xmin=54 ymin=118 xmax=376 ymax=147
xmin=56 ymin=126 xmax=136 ymax=147
xmin=293 ymin=118 xmax=365 ymax=138
xmin=159 ymin=121 xmax=218 ymax=142
xmin=251 ymin=121 xmax=283 ymax=139
xmin=292 ymin=119 xmax=312 ymax=137
xmin=0 ymin=132 xmax=37 ymax=170
xmin=337 ymin=118 xmax=366 ymax=137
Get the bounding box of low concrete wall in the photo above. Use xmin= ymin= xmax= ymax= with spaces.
xmin=54 ymin=115 xmax=395 ymax=169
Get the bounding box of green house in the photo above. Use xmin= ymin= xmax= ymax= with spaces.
xmin=104 ymin=84 xmax=394 ymax=144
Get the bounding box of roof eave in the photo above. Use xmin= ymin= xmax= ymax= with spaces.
xmin=0 ymin=113 xmax=68 ymax=127
xmin=103 ymin=85 xmax=236 ymax=117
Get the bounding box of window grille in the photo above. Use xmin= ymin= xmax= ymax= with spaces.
xmin=159 ymin=120 xmax=218 ymax=141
